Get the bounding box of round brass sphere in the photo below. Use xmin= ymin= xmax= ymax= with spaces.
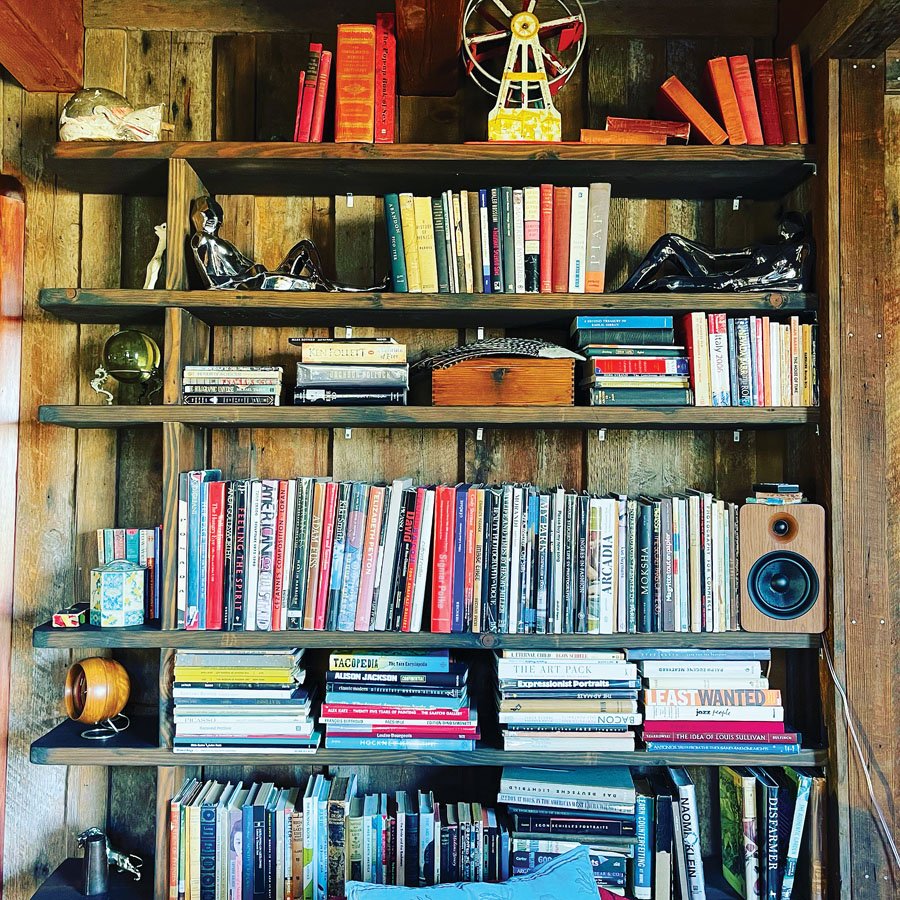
xmin=102 ymin=330 xmax=161 ymax=384
xmin=65 ymin=657 xmax=131 ymax=724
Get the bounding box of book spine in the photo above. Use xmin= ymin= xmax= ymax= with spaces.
xmin=459 ymin=190 xmax=475 ymax=293
xmin=489 ymin=188 xmax=503 ymax=292
xmin=296 ymin=43 xmax=322 ymax=142
xmin=523 ymin=185 xmax=540 ymax=293
xmin=754 ymin=59 xmax=784 ymax=144
xmin=512 ymin=188 xmax=526 ymax=292
xmin=335 ymin=25 xmax=376 ymax=142
xmin=292 ymin=70 xmax=306 ymax=142
xmin=551 ymin=187 xmax=571 ymax=293
xmin=676 ymin=780 xmax=706 ymax=897
xmin=452 ymin=192 xmax=467 ymax=293
xmin=398 ymin=194 xmax=422 ymax=292
xmin=431 ymin=486 xmax=454 ymax=633
xmin=413 ymin=196 xmax=439 ymax=293
xmin=327 ymin=800 xmax=348 ymax=900
xmin=383 ymin=194 xmax=408 ymax=291
xmin=466 ymin=190 xmax=483 ymax=294
xmin=706 ymin=56 xmax=747 ymax=144
xmin=374 ymin=13 xmax=396 ymax=143
xmin=585 ymin=182 xmax=611 ymax=293
xmin=539 ymin=183 xmax=553 ymax=293
xmin=309 ymin=51 xmax=333 ymax=143
xmin=728 ymin=55 xmax=764 ymax=145
xmin=774 ymin=57 xmax=800 ymax=144
xmin=567 ymin=186 xmax=588 ymax=292
xmin=501 ymin=187 xmax=516 ymax=292
xmin=478 ymin=189 xmax=492 ymax=292
xmin=790 ymin=43 xmax=810 ymax=144
xmin=632 ymin=791 xmax=653 ymax=899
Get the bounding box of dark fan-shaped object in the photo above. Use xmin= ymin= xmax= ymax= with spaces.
xmin=414 ymin=338 xmax=584 ymax=371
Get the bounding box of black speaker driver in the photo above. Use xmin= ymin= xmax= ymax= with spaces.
xmin=746 ymin=550 xmax=819 ymax=620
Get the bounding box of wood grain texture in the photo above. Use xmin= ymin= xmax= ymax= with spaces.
xmin=396 ymin=0 xmax=463 ymax=96
xmin=0 ymin=0 xmax=83 ymax=91
xmin=798 ymin=0 xmax=900 ymax=64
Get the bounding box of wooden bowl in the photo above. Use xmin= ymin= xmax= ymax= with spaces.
xmin=64 ymin=658 xmax=130 ymax=724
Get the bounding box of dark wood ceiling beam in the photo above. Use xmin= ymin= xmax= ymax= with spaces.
xmin=395 ymin=0 xmax=464 ymax=97
xmin=789 ymin=0 xmax=900 ymax=63
xmin=0 ymin=0 xmax=83 ymax=91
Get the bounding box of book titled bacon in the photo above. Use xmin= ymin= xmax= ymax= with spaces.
xmin=657 ymin=75 xmax=728 ymax=145
xmin=754 ymin=58 xmax=784 ymax=144
xmin=335 ymin=23 xmax=376 ymax=142
xmin=605 ymin=116 xmax=690 ymax=142
xmin=727 ymin=55 xmax=763 ymax=145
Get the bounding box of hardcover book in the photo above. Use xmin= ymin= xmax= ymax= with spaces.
xmin=335 ymin=24 xmax=376 ymax=142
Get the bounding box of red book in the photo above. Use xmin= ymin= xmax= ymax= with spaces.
xmin=642 ymin=719 xmax=786 ymax=734
xmin=309 ymin=50 xmax=332 ymax=143
xmin=296 ymin=42 xmax=322 ymax=143
xmin=705 ymin=56 xmax=746 ymax=145
xmin=755 ymin=315 xmax=765 ymax=406
xmin=727 ymin=55 xmax=763 ymax=145
xmin=539 ymin=184 xmax=553 ymax=293
xmin=589 ymin=357 xmax=688 ymax=376
xmin=430 ymin=485 xmax=456 ymax=633
xmin=374 ymin=13 xmax=396 ymax=143
xmin=790 ymin=44 xmax=809 ymax=144
xmin=354 ymin=485 xmax=385 ymax=631
xmin=271 ymin=480 xmax=289 ymax=631
xmin=332 ymin=727 xmax=480 ymax=739
xmin=754 ymin=59 xmax=784 ymax=144
xmin=551 ymin=186 xmax=571 ymax=293
xmin=463 ymin=486 xmax=478 ymax=623
xmin=205 ymin=481 xmax=226 ymax=630
xmin=314 ymin=481 xmax=339 ymax=630
xmin=292 ymin=71 xmax=306 ymax=142
xmin=774 ymin=57 xmax=800 ymax=144
xmin=335 ymin=24 xmax=376 ymax=142
xmin=606 ymin=116 xmax=691 ymax=142
xmin=400 ymin=486 xmax=426 ymax=633
xmin=657 ymin=75 xmax=728 ymax=145
xmin=642 ymin=729 xmax=799 ymax=743
xmin=321 ymin=703 xmax=472 ymax=720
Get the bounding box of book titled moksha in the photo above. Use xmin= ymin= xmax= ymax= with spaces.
xmin=176 ymin=471 xmax=743 ymax=635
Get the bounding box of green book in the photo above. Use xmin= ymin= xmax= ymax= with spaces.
xmin=500 ymin=186 xmax=516 ymax=293
xmin=383 ymin=194 xmax=408 ymax=292
xmin=719 ymin=767 xmax=748 ymax=897
xmin=431 ymin=197 xmax=451 ymax=293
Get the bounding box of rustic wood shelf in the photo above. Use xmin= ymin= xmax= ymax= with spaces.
xmin=38 ymin=405 xmax=820 ymax=429
xmin=30 ymin=717 xmax=827 ymax=768
xmin=39 ymin=288 xmax=818 ymax=327
xmin=31 ymin=859 xmax=152 ymax=899
xmin=32 ymin=623 xmax=820 ymax=650
xmin=46 ymin=141 xmax=817 ymax=199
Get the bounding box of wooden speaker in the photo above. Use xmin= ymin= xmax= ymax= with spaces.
xmin=739 ymin=503 xmax=826 ymax=633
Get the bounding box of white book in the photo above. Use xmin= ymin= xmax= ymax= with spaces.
xmin=177 ymin=474 xmax=189 ymax=627
xmin=280 ymin=479 xmax=298 ymax=631
xmin=769 ymin=321 xmax=781 ymax=407
xmin=598 ymin=498 xmax=617 ymax=635
xmin=585 ymin=182 xmax=612 ymax=293
xmin=255 ymin=479 xmax=279 ymax=631
xmin=568 ymin=185 xmax=589 ymax=292
xmin=244 ymin=479 xmax=262 ymax=631
xmin=452 ymin=192 xmax=466 ymax=294
xmin=409 ymin=488 xmax=435 ymax=632
xmin=551 ymin=488 xmax=565 ymax=634
xmin=513 ymin=188 xmax=526 ymax=292
xmin=685 ymin=492 xmax=702 ymax=632
xmin=498 ymin=711 xmax=642 ymax=726
xmin=668 ymin=767 xmax=706 ymax=898
xmin=615 ymin=495 xmax=628 ymax=633
xmin=496 ymin=792 xmax=634 ymax=814
xmin=443 ymin=190 xmax=458 ymax=293
xmin=645 ymin=677 xmax=769 ymax=690
xmin=373 ymin=478 xmax=413 ymax=630
xmin=508 ymin=487 xmax=524 ymax=633
xmin=500 ymin=650 xmax=624 ymax=661
xmin=459 ymin=189 xmax=474 ymax=293
xmin=639 ymin=660 xmax=762 ymax=677
xmin=671 ymin=496 xmax=682 ymax=632
xmin=677 ymin=496 xmax=690 ymax=632
xmin=497 ymin=661 xmax=638 ymax=680
xmin=302 ymin=777 xmax=318 ymax=897
xmin=711 ymin=499 xmax=723 ymax=633
xmin=644 ymin=704 xmax=783 ymax=721
xmin=175 ymin=721 xmax=316 ymax=737
xmin=503 ymin=735 xmax=637 ymax=753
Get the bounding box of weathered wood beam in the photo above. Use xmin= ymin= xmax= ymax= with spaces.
xmin=396 ymin=0 xmax=464 ymax=97
xmin=795 ymin=0 xmax=900 ymax=64
xmin=0 ymin=0 xmax=82 ymax=91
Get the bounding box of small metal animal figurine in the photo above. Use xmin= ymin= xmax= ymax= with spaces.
xmin=143 ymin=223 xmax=167 ymax=289
xmin=190 ymin=196 xmax=389 ymax=292
xmin=617 ymin=213 xmax=813 ymax=293
xmin=77 ymin=828 xmax=143 ymax=882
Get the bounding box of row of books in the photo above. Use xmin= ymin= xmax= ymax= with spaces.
xmin=176 ymin=472 xmax=744 ymax=634
xmin=496 ymin=650 xmax=641 ymax=753
xmin=657 ymin=47 xmax=809 ymax=146
xmin=169 ymin=763 xmax=824 ymax=900
xmin=384 ymin=183 xmax=611 ymax=295
xmin=322 ymin=650 xmax=477 ymax=751
xmin=172 ymin=650 xmax=320 ymax=755
xmin=294 ymin=16 xmax=396 ymax=143
xmin=95 ymin=525 xmax=161 ymax=618
xmin=181 ymin=366 xmax=284 ymax=407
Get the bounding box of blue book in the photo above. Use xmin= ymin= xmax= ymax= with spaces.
xmin=645 ymin=742 xmax=800 ymax=754
xmin=571 ymin=315 xmax=674 ymax=332
xmin=626 ymin=648 xmax=771 ymax=661
xmin=337 ymin=482 xmax=368 ymax=632
xmin=418 ymin=791 xmax=435 ymax=886
xmin=384 ymin=194 xmax=408 ymax=292
xmin=451 ymin=485 xmax=469 ymax=633
xmin=124 ymin=528 xmax=141 ymax=564
xmin=325 ymin=689 xmax=467 ymax=709
xmin=501 ymin=765 xmax=635 ymax=802
xmin=186 ymin=470 xmax=221 ymax=630
xmin=631 ymin=779 xmax=653 ymax=899
xmin=781 ymin=768 xmax=814 ymax=899
xmin=637 ymin=500 xmax=653 ymax=633
xmin=325 ymin=736 xmax=475 ymax=751
xmin=316 ymin=779 xmax=329 ymax=900
xmin=524 ymin=492 xmax=539 ymax=632
xmin=199 ymin=793 xmax=218 ymax=900
xmin=479 ymin=189 xmax=492 ymax=292
xmin=327 ymin=482 xmax=352 ymax=630
xmin=328 ymin=649 xmax=451 ymax=673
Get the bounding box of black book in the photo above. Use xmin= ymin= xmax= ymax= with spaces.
xmin=647 ymin=771 xmax=674 ymax=900
xmin=637 ymin=499 xmax=653 ymax=633
xmin=489 ymin=187 xmax=503 ymax=293
xmin=287 ymin=478 xmax=310 ymax=630
xmin=575 ymin=494 xmax=589 ymax=634
xmin=563 ymin=492 xmax=577 ymax=633
xmin=485 ymin=486 xmax=502 ymax=633
xmin=229 ymin=480 xmax=249 ymax=630
xmin=327 ymin=666 xmax=468 ymax=686
xmin=500 ymin=186 xmax=516 ymax=293
xmin=573 ymin=326 xmax=675 ymax=346
xmin=325 ymin=681 xmax=467 ymax=699
xmin=511 ymin=811 xmax=636 ymax=837
xmin=431 ymin=197 xmax=451 ymax=293
xmin=389 ymin=489 xmax=417 ymax=631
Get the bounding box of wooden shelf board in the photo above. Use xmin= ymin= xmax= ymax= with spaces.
xmin=39 ymin=288 xmax=817 ymax=327
xmin=31 ymin=859 xmax=152 ymax=899
xmin=30 ymin=717 xmax=827 ymax=768
xmin=47 ymin=142 xmax=817 ymax=200
xmin=38 ymin=405 xmax=821 ymax=430
xmin=32 ymin=623 xmax=820 ymax=650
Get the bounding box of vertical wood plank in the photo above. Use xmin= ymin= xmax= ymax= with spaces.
xmin=169 ymin=32 xmax=213 ymax=142
xmin=213 ymin=33 xmax=257 ymax=141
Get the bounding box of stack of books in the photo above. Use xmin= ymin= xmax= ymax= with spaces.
xmin=499 ymin=765 xmax=637 ymax=894
xmin=682 ymin=312 xmax=818 ymax=407
xmin=632 ymin=648 xmax=801 ymax=755
xmin=181 ymin=365 xmax=283 ymax=406
xmin=95 ymin=525 xmax=161 ymax=618
xmin=291 ymin=337 xmax=408 ymax=406
xmin=572 ymin=315 xmax=693 ymax=407
xmin=496 ymin=651 xmax=640 ymax=752
xmin=746 ymin=481 xmax=807 ymax=505
xmin=384 ymin=183 xmax=611 ymax=295
xmin=320 ymin=650 xmax=478 ymax=751
xmin=171 ymin=649 xmax=320 ymax=755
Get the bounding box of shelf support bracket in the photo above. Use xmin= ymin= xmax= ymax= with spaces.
xmin=734 ymin=430 xmax=742 ymax=442
xmin=598 ymin=428 xmax=607 ymax=442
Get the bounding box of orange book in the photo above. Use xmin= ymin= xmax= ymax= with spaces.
xmin=728 ymin=55 xmax=764 ymax=145
xmin=551 ymin=186 xmax=571 ymax=293
xmin=774 ymin=58 xmax=800 ymax=144
xmin=790 ymin=44 xmax=809 ymax=144
xmin=605 ymin=116 xmax=690 ymax=142
xmin=657 ymin=75 xmax=728 ymax=145
xmin=335 ymin=24 xmax=376 ymax=142
xmin=705 ymin=57 xmax=747 ymax=145
xmin=580 ymin=128 xmax=666 ymax=146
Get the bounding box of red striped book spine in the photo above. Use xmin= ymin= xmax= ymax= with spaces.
xmin=728 ymin=55 xmax=763 ymax=145
xmin=539 ymin=183 xmax=553 ymax=293
xmin=431 ymin=485 xmax=455 ymax=633
xmin=753 ymin=59 xmax=783 ymax=144
xmin=309 ymin=50 xmax=332 ymax=143
xmin=374 ymin=13 xmax=396 ymax=143
xmin=296 ymin=43 xmax=322 ymax=142
xmin=205 ymin=481 xmax=226 ymax=630
xmin=590 ymin=357 xmax=687 ymax=375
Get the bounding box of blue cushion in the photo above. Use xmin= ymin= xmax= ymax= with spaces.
xmin=345 ymin=846 xmax=599 ymax=900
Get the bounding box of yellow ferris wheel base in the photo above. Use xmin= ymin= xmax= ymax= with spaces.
xmin=488 ymin=106 xmax=562 ymax=142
